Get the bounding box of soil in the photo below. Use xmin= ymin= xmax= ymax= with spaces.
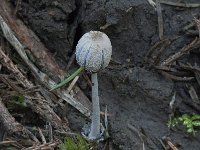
xmin=11 ymin=0 xmax=200 ymax=149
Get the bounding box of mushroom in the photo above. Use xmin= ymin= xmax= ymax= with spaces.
xmin=76 ymin=31 xmax=112 ymax=140
xmin=51 ymin=31 xmax=112 ymax=140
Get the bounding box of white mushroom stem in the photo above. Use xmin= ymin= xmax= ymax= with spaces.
xmin=88 ymin=72 xmax=100 ymax=139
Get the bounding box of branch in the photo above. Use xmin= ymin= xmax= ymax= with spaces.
xmin=161 ymin=38 xmax=200 ymax=66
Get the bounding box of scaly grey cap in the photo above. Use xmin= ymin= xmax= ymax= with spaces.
xmin=76 ymin=31 xmax=112 ymax=72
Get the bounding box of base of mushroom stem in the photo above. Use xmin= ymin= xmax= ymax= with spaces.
xmin=82 ymin=123 xmax=107 ymax=142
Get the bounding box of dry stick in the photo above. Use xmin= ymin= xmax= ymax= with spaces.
xmin=179 ymin=63 xmax=200 ymax=87
xmin=127 ymin=124 xmax=145 ymax=150
xmin=154 ymin=40 xmax=170 ymax=65
xmin=159 ymin=139 xmax=167 ymax=150
xmin=4 ymin=138 xmax=25 ymax=149
xmin=23 ymin=142 xmax=58 ymax=150
xmin=100 ymin=23 xmax=111 ymax=30
xmin=0 ymin=74 xmax=25 ymax=94
xmin=38 ymin=128 xmax=46 ymax=144
xmin=160 ymin=0 xmax=200 ymax=8
xmin=154 ymin=65 xmax=178 ymax=73
xmin=67 ymin=75 xmax=79 ymax=92
xmin=48 ymin=122 xmax=53 ymax=143
xmin=161 ymin=38 xmax=200 ymax=66
xmin=187 ymin=85 xmax=199 ymax=103
xmin=0 ymin=47 xmax=69 ymax=131
xmin=166 ymin=141 xmax=178 ymax=150
xmin=0 ymin=14 xmax=91 ymax=117
xmin=0 ymin=140 xmax=17 ymax=145
xmin=0 ymin=47 xmax=32 ymax=87
xmin=195 ymin=72 xmax=200 ymax=87
xmin=160 ymin=71 xmax=194 ymax=81
xmin=145 ymin=39 xmax=168 ymax=62
xmin=182 ymin=21 xmax=199 ymax=36
xmin=156 ymin=0 xmax=164 ymax=40
xmin=169 ymin=92 xmax=176 ymax=110
xmin=179 ymin=63 xmax=200 ymax=72
xmin=194 ymin=17 xmax=200 ymax=38
xmin=0 ymin=98 xmax=39 ymax=143
xmin=183 ymin=22 xmax=196 ymax=31
xmin=147 ymin=0 xmax=156 ymax=8
xmin=186 ymin=30 xmax=199 ymax=36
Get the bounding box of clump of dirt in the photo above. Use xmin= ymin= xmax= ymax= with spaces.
xmin=16 ymin=0 xmax=200 ymax=149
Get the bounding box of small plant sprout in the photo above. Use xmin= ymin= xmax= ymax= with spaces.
xmin=76 ymin=31 xmax=112 ymax=140
xmin=168 ymin=114 xmax=200 ymax=135
xmin=59 ymin=135 xmax=90 ymax=150
xmin=51 ymin=31 xmax=112 ymax=140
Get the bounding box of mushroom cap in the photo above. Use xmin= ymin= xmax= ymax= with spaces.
xmin=76 ymin=31 xmax=112 ymax=72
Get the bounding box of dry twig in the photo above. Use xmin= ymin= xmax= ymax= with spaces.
xmin=147 ymin=0 xmax=156 ymax=8
xmin=67 ymin=75 xmax=79 ymax=93
xmin=127 ymin=124 xmax=145 ymax=150
xmin=160 ymin=71 xmax=194 ymax=81
xmin=167 ymin=140 xmax=179 ymax=150
xmin=187 ymin=85 xmax=199 ymax=103
xmin=179 ymin=63 xmax=200 ymax=87
xmin=0 ymin=140 xmax=17 ymax=145
xmin=161 ymin=38 xmax=200 ymax=66
xmin=194 ymin=17 xmax=200 ymax=38
xmin=0 ymin=138 xmax=24 ymax=149
xmin=195 ymin=72 xmax=200 ymax=87
xmin=38 ymin=128 xmax=46 ymax=144
xmin=162 ymin=136 xmax=179 ymax=150
xmin=146 ymin=39 xmax=171 ymax=65
xmin=0 ymin=47 xmax=31 ymax=87
xmin=23 ymin=142 xmax=58 ymax=150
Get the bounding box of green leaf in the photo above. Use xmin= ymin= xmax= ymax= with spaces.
xmin=191 ymin=115 xmax=200 ymax=120
xmin=186 ymin=124 xmax=193 ymax=128
xmin=179 ymin=117 xmax=184 ymax=121
xmin=64 ymin=137 xmax=77 ymax=150
xmin=60 ymin=135 xmax=89 ymax=150
xmin=192 ymin=121 xmax=200 ymax=126
xmin=187 ymin=128 xmax=193 ymax=133
xmin=183 ymin=120 xmax=190 ymax=125
xmin=77 ymin=135 xmax=89 ymax=150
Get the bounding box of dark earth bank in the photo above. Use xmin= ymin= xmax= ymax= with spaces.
xmin=13 ymin=0 xmax=200 ymax=149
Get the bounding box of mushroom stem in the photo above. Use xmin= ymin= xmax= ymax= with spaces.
xmin=89 ymin=72 xmax=100 ymax=140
